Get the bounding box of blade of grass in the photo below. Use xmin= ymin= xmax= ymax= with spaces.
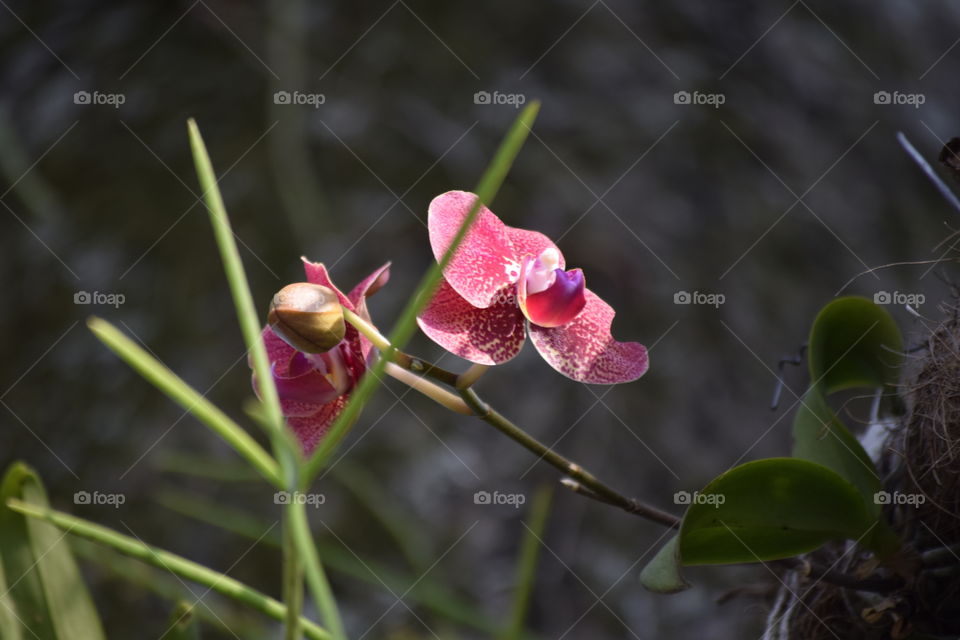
xmin=71 ymin=538 xmax=267 ymax=636
xmin=155 ymin=488 xmax=499 ymax=633
xmin=500 ymin=485 xmax=552 ymax=640
xmin=305 ymin=101 xmax=541 ymax=480
xmin=87 ymin=318 xmax=282 ymax=488
xmin=188 ymin=119 xmax=342 ymax=640
xmin=6 ymin=499 xmax=330 ymax=640
xmin=288 ymin=501 xmax=345 ymax=639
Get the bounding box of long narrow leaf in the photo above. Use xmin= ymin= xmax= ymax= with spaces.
xmin=5 ymin=499 xmax=330 ymax=640
xmin=87 ymin=318 xmax=282 ymax=488
xmin=501 ymin=485 xmax=552 ymax=640
xmin=0 ymin=463 xmax=105 ymax=640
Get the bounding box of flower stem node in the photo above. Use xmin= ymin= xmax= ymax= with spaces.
xmin=268 ymin=283 xmax=346 ymax=354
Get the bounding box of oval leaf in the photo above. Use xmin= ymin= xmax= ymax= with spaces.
xmin=639 ymin=535 xmax=690 ymax=594
xmin=0 ymin=462 xmax=106 ymax=640
xmin=679 ymin=458 xmax=875 ymax=565
xmin=807 ymin=296 xmax=903 ymax=393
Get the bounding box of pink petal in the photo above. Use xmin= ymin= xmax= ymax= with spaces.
xmin=528 ymin=289 xmax=649 ymax=384
xmin=347 ymin=262 xmax=391 ymax=308
xmin=505 ymin=226 xmax=565 ymax=269
xmin=261 ymin=327 xmax=297 ymax=375
xmin=417 ymin=278 xmax=526 ymax=365
xmin=288 ymin=396 xmax=349 ymax=454
xmin=347 ymin=262 xmax=391 ymax=361
xmin=300 ymin=258 xmax=355 ymax=310
xmin=273 ymin=367 xmax=340 ymax=416
xmin=428 ymin=191 xmax=518 ymax=308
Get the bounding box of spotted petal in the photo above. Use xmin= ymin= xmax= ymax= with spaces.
xmin=528 ymin=289 xmax=649 ymax=384
xmin=505 ymin=226 xmax=564 ymax=269
xmin=428 ymin=191 xmax=519 ymax=308
xmin=301 ymin=258 xmax=355 ymax=310
xmin=417 ymin=278 xmax=526 ymax=365
xmin=288 ymin=396 xmax=349 ymax=454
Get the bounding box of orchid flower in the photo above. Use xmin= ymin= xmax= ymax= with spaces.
xmin=417 ymin=191 xmax=648 ymax=384
xmin=253 ymin=259 xmax=390 ymax=452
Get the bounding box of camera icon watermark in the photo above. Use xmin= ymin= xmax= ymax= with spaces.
xmin=273 ymin=90 xmax=326 ymax=108
xmin=274 ymin=491 xmax=326 ymax=508
xmin=73 ymin=90 xmax=126 ymax=109
xmin=673 ymin=90 xmax=725 ymax=109
xmin=673 ymin=290 xmax=725 ymax=308
xmin=873 ymin=491 xmax=925 ymax=507
xmin=673 ymin=490 xmax=725 ymax=508
xmin=74 ymin=291 xmax=125 ymax=308
xmin=873 ymin=291 xmax=925 ymax=306
xmin=473 ymin=490 xmax=526 ymax=508
xmin=873 ymin=90 xmax=925 ymax=109
xmin=74 ymin=490 xmax=126 ymax=508
xmin=473 ymin=90 xmax=526 ymax=109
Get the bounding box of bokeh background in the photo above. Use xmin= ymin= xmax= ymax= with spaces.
xmin=2 ymin=1 xmax=960 ymax=638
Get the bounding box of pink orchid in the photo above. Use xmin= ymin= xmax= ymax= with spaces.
xmin=417 ymin=191 xmax=649 ymax=384
xmin=253 ymin=259 xmax=390 ymax=452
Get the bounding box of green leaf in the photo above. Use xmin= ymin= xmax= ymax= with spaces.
xmin=87 ymin=318 xmax=282 ymax=488
xmin=500 ymin=485 xmax=553 ymax=640
xmin=0 ymin=462 xmax=106 ymax=640
xmin=807 ymin=296 xmax=902 ymax=393
xmin=5 ymin=498 xmax=330 ymax=640
xmin=678 ymin=458 xmax=875 ymax=565
xmin=0 ymin=547 xmax=23 ymax=640
xmin=792 ymin=297 xmax=903 ymax=532
xmin=160 ymin=601 xmax=201 ymax=640
xmin=639 ymin=535 xmax=690 ymax=594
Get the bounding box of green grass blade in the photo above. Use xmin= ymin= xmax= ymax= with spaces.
xmin=5 ymin=499 xmax=330 ymax=640
xmin=0 ymin=552 xmax=22 ymax=640
xmin=501 ymin=485 xmax=552 ymax=640
xmin=305 ymin=101 xmax=541 ymax=480
xmin=0 ymin=463 xmax=106 ymax=640
xmin=188 ymin=120 xmax=343 ymax=640
xmin=156 ymin=488 xmax=498 ymax=633
xmin=87 ymin=317 xmax=282 ymax=488
xmin=71 ymin=538 xmax=267 ymax=636
xmin=288 ymin=502 xmax=346 ymax=640
xmin=186 ymin=119 xmax=286 ymax=441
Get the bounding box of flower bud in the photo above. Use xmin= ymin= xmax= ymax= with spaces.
xmin=268 ymin=283 xmax=346 ymax=353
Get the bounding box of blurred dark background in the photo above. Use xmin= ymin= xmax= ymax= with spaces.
xmin=2 ymin=1 xmax=959 ymax=638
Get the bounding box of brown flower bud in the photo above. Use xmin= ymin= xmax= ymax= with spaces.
xmin=268 ymin=283 xmax=346 ymax=353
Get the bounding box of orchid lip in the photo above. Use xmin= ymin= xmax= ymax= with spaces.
xmin=519 ymin=264 xmax=587 ymax=328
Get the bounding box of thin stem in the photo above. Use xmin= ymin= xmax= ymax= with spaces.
xmin=7 ymin=499 xmax=330 ymax=640
xmin=459 ymin=388 xmax=681 ymax=529
xmin=456 ymin=363 xmax=489 ymax=390
xmin=283 ymin=515 xmax=304 ymax=640
xmin=384 ymin=363 xmax=472 ymax=414
xmin=340 ymin=316 xmax=682 ymax=530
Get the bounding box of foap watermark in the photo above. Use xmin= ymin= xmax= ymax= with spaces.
xmin=473 ymin=490 xmax=526 ymax=508
xmin=873 ymin=90 xmax=925 ymax=109
xmin=74 ymin=291 xmax=125 ymax=308
xmin=673 ymin=90 xmax=725 ymax=108
xmin=273 ymin=90 xmax=326 ymax=108
xmin=874 ymin=491 xmax=926 ymax=507
xmin=873 ymin=291 xmax=925 ymax=306
xmin=74 ymin=90 xmax=125 ymax=109
xmin=74 ymin=490 xmax=126 ymax=508
xmin=674 ymin=490 xmax=725 ymax=508
xmin=674 ymin=290 xmax=725 ymax=308
xmin=274 ymin=491 xmax=326 ymax=508
xmin=474 ymin=90 xmax=526 ymax=109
